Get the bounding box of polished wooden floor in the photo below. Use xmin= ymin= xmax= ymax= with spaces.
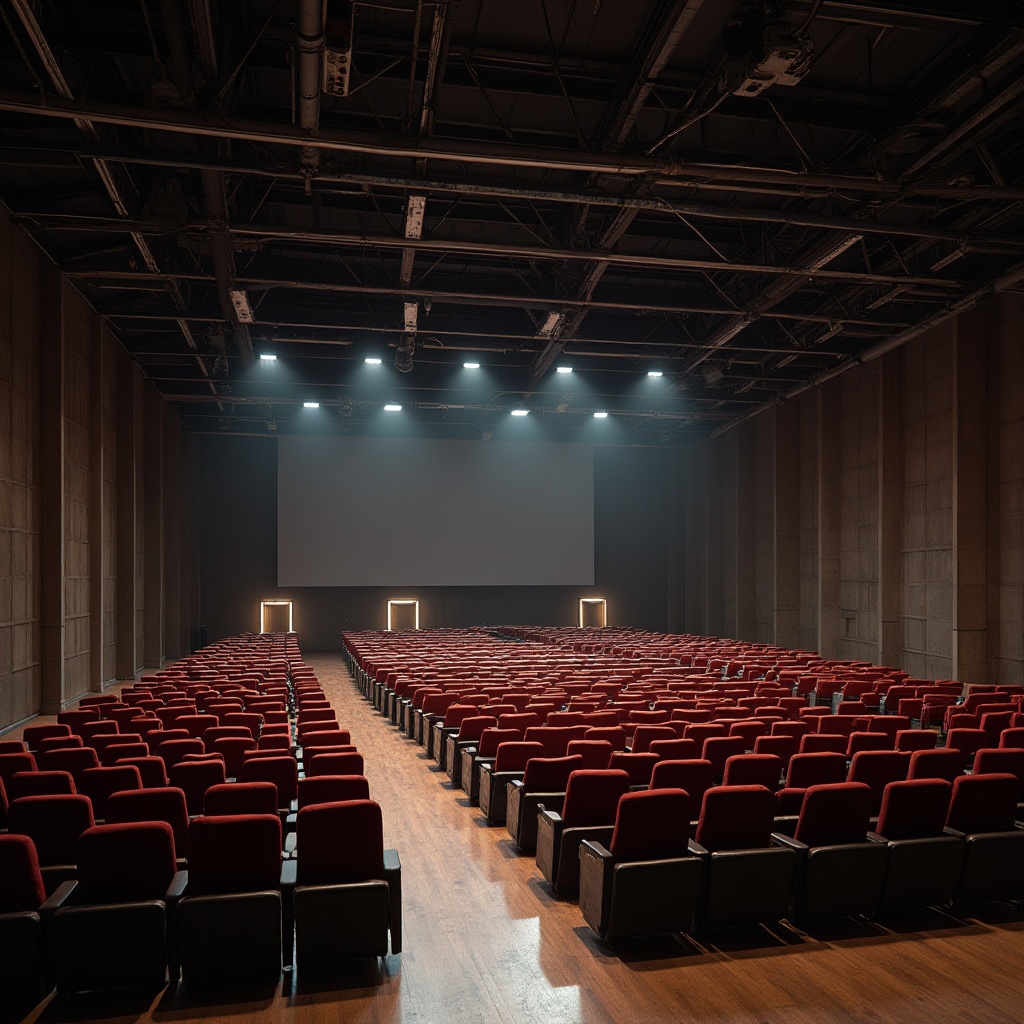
xmin=9 ymin=653 xmax=1024 ymax=1024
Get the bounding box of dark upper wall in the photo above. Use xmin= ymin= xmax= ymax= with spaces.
xmin=199 ymin=435 xmax=681 ymax=648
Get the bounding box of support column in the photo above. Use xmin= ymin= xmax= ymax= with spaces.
xmin=39 ymin=264 xmax=66 ymax=714
xmin=952 ymin=309 xmax=988 ymax=682
xmin=706 ymin=437 xmax=724 ymax=637
xmin=878 ymin=350 xmax=904 ymax=668
xmin=665 ymin=455 xmax=685 ymax=633
xmin=818 ymin=379 xmax=841 ymax=659
xmin=683 ymin=445 xmax=708 ymax=636
xmin=736 ymin=421 xmax=756 ymax=641
xmin=162 ymin=407 xmax=182 ymax=660
xmin=775 ymin=402 xmax=801 ymax=648
xmin=142 ymin=385 xmax=164 ymax=668
xmin=88 ymin=319 xmax=105 ymax=691
xmin=114 ymin=352 xmax=139 ymax=678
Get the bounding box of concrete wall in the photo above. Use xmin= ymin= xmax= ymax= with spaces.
xmin=683 ymin=292 xmax=1024 ymax=683
xmin=0 ymin=206 xmax=195 ymax=731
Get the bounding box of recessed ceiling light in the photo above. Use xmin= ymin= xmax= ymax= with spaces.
xmin=593 ymin=411 xmax=608 ymax=419
xmin=259 ymin=353 xmax=277 ymax=362
xmin=647 ymin=370 xmax=664 ymax=378
xmin=556 ymin=366 xmax=573 ymax=374
xmin=365 ymin=357 xmax=382 ymax=365
xmin=511 ymin=408 xmax=529 ymax=417
xmin=463 ymin=361 xmax=480 ymax=369
xmin=384 ymin=403 xmax=402 ymax=412
xmin=303 ymin=401 xmax=320 ymax=409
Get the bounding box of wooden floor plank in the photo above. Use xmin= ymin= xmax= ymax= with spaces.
xmin=8 ymin=652 xmax=1024 ymax=1024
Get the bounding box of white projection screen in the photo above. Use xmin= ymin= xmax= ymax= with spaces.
xmin=277 ymin=436 xmax=595 ymax=587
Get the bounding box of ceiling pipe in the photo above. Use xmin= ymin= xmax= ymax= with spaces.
xmin=296 ymin=0 xmax=326 ymax=188
xmin=0 ymin=85 xmax=1004 ymax=194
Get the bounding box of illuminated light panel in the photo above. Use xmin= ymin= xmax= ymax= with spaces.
xmin=259 ymin=353 xmax=277 ymax=362
xmin=511 ymin=409 xmax=529 ymax=417
xmin=464 ymin=362 xmax=480 ymax=369
xmin=593 ymin=411 xmax=608 ymax=419
xmin=365 ymin=357 xmax=382 ymax=365
xmin=647 ymin=370 xmax=664 ymax=378
xmin=384 ymin=404 xmax=402 ymax=412
xmin=303 ymin=401 xmax=320 ymax=409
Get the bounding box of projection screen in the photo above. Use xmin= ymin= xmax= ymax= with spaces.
xmin=277 ymin=435 xmax=595 ymax=587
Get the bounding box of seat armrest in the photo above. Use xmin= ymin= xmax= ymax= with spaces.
xmin=687 ymin=839 xmax=710 ymax=857
xmin=39 ymin=879 xmax=78 ymax=921
xmin=866 ymin=831 xmax=887 ymax=843
xmin=943 ymin=826 xmax=967 ymax=838
xmin=538 ymin=808 xmax=562 ymax=827
xmin=770 ymin=832 xmax=809 ymax=852
xmin=579 ymin=840 xmax=612 ymax=861
xmin=165 ymin=870 xmax=189 ymax=905
xmin=280 ymin=859 xmax=298 ymax=889
xmin=383 ymin=849 xmax=402 ymax=955
xmin=508 ymin=779 xmax=525 ymax=794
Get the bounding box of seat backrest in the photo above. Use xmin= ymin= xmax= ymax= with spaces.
xmin=800 ymin=734 xmax=847 ymax=755
xmin=493 ymin=741 xmax=545 ymax=773
xmin=297 ymin=775 xmax=370 ymax=808
xmin=847 ymin=750 xmax=910 ymax=810
xmin=608 ymin=788 xmax=691 ymax=861
xmin=875 ymin=778 xmax=952 ymax=839
xmin=683 ymin=723 xmax=728 ymax=745
xmin=78 ymin=765 xmax=143 ymax=817
xmin=296 ymin=799 xmax=384 ymax=885
xmin=999 ymin=727 xmax=1024 ymax=749
xmin=566 ymin=739 xmax=614 ymax=770
xmin=38 ymin=747 xmax=101 ymax=781
xmin=520 ymin=754 xmax=585 ymax=793
xmin=583 ymin=726 xmax=627 ymax=751
xmin=753 ymin=735 xmax=798 ymax=765
xmin=648 ymin=758 xmax=713 ymax=803
xmin=722 ymin=753 xmax=783 ymax=791
xmin=629 ymin=725 xmax=677 ymax=753
xmin=846 ymin=731 xmax=894 ymax=757
xmin=701 ymin=736 xmax=746 ymax=774
xmin=237 ymin=755 xmax=299 ymax=803
xmin=112 ymin=755 xmax=168 ymax=787
xmin=7 ymin=770 xmax=76 ymax=800
xmin=100 ymin=741 xmax=151 ymax=766
xmin=647 ymin=738 xmax=699 ymax=761
xmin=306 ymin=751 xmax=363 ymax=778
xmin=607 ymin=751 xmax=660 ymax=787
xmin=104 ymin=786 xmax=189 ymax=852
xmin=203 ymin=781 xmax=281 ymax=816
xmin=946 ymin=772 xmax=1020 ymax=834
xmin=793 ymin=782 xmax=873 ymax=846
xmin=168 ymin=760 xmax=228 ymax=814
xmin=694 ymin=785 xmax=775 ymax=852
xmin=156 ymin=738 xmax=206 ymax=769
xmin=476 ymin=728 xmax=523 ymax=758
xmin=785 ymin=752 xmax=848 ymax=789
xmin=186 ymin=813 xmax=283 ymax=894
xmin=895 ymin=729 xmax=937 ymax=752
xmin=907 ymin=747 xmax=965 ymax=783
xmin=7 ymin=794 xmax=96 ymax=865
xmin=456 ymin=715 xmax=499 ymax=743
xmin=769 ymin=722 xmax=810 ymax=741
xmin=972 ymin=747 xmax=1024 ymax=790
xmin=0 ymin=833 xmax=46 ymax=912
xmin=76 ymin=822 xmax=177 ymax=902
xmin=560 ymin=769 xmax=631 ymax=827
xmin=523 ymin=726 xmax=584 ymax=758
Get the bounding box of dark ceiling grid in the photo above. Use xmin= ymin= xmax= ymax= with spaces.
xmin=0 ymin=0 xmax=1023 ymax=444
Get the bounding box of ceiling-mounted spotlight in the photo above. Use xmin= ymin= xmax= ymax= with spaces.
xmin=303 ymin=401 xmax=320 ymax=409
xmin=556 ymin=366 xmax=573 ymax=374
xmin=593 ymin=411 xmax=608 ymax=419
xmin=464 ymin=361 xmax=480 ymax=370
xmin=511 ymin=408 xmax=529 ymax=417
xmin=384 ymin=403 xmax=402 ymax=412
xmin=365 ymin=356 xmax=382 ymax=365
xmin=538 ymin=310 xmax=563 ymax=338
xmin=259 ymin=353 xmax=277 ymax=362
xmin=647 ymin=370 xmax=664 ymax=378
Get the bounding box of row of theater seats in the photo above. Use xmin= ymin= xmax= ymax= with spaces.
xmin=0 ymin=637 xmax=401 ymax=1006
xmin=353 ymin=630 xmax=1024 ymax=944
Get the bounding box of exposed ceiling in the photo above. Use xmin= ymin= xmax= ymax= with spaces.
xmin=2 ymin=0 xmax=1024 ymax=446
